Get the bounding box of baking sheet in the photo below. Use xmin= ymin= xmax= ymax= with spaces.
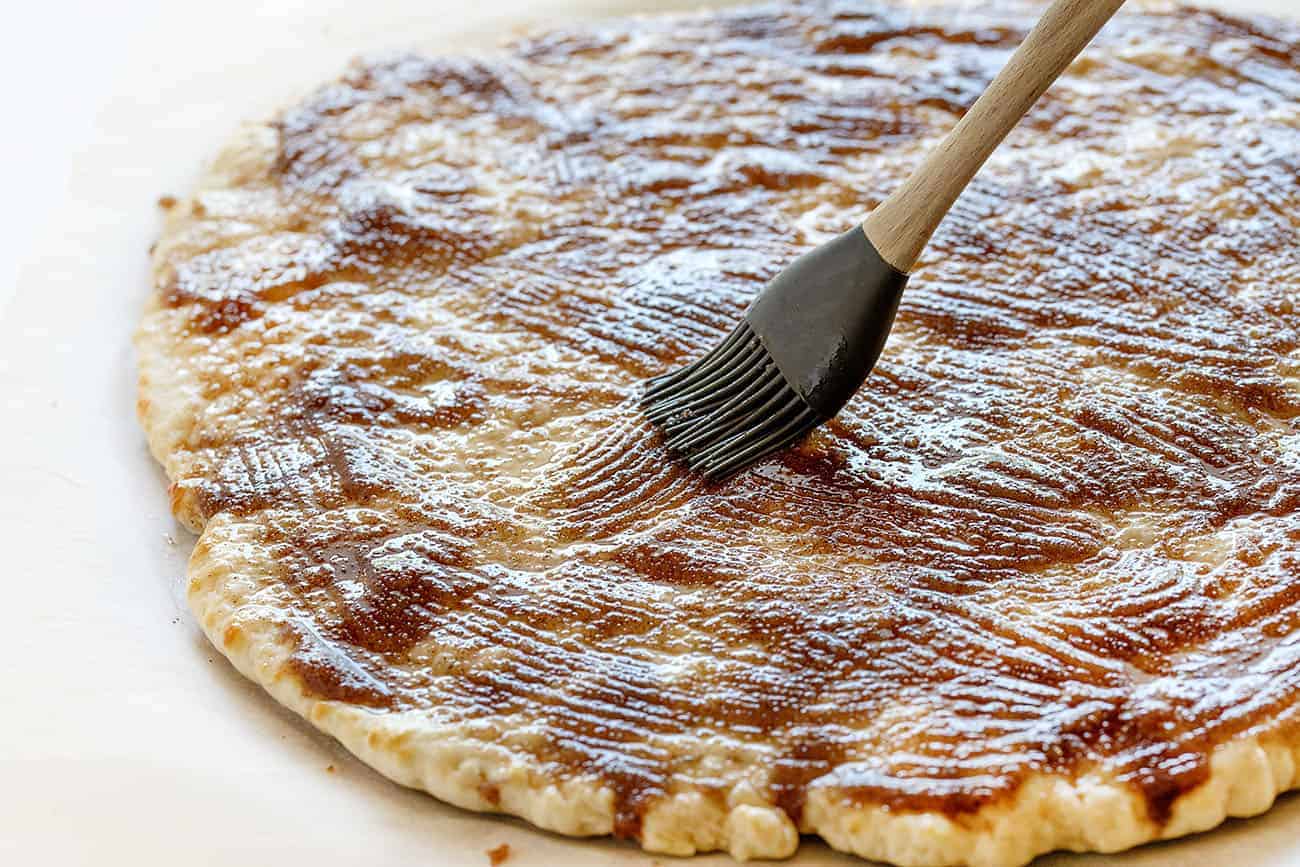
xmin=2 ymin=1 xmax=1298 ymax=864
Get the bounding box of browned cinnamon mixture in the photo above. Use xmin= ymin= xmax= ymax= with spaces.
xmin=155 ymin=0 xmax=1300 ymax=837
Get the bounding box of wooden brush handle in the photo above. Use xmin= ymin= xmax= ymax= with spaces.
xmin=862 ymin=0 xmax=1125 ymax=272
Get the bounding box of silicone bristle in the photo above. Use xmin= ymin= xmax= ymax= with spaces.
xmin=641 ymin=322 xmax=820 ymax=479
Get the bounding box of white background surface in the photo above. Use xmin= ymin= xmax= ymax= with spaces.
xmin=2 ymin=1 xmax=1298 ymax=864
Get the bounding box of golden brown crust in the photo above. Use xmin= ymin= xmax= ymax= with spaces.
xmin=137 ymin=2 xmax=1300 ymax=863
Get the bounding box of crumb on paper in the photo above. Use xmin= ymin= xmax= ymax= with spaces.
xmin=158 ymin=195 xmax=177 ymax=209
xmin=486 ymin=843 xmax=511 ymax=866
xmin=326 ymin=763 xmax=336 ymax=773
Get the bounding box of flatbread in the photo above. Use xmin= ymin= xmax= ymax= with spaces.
xmin=136 ymin=2 xmax=1300 ymax=864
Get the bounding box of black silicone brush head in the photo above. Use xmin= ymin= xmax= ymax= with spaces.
xmin=641 ymin=226 xmax=908 ymax=479
xmin=642 ymin=320 xmax=823 ymax=478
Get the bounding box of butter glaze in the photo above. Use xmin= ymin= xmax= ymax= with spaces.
xmin=150 ymin=1 xmax=1300 ymax=840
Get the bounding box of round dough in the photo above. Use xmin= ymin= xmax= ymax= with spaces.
xmin=137 ymin=2 xmax=1300 ymax=864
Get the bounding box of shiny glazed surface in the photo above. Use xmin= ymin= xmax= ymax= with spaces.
xmin=150 ymin=0 xmax=1300 ymax=837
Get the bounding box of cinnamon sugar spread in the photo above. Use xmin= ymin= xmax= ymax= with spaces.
xmin=147 ymin=0 xmax=1300 ymax=844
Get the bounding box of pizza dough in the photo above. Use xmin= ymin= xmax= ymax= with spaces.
xmin=136 ymin=2 xmax=1300 ymax=864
